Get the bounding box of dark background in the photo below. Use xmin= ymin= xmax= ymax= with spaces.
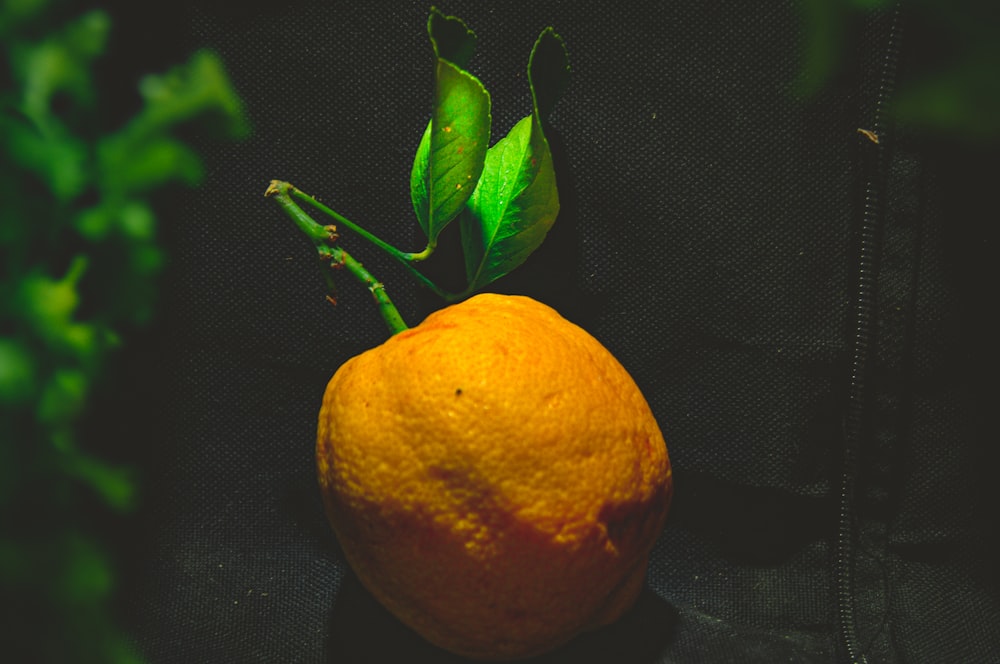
xmin=82 ymin=1 xmax=998 ymax=662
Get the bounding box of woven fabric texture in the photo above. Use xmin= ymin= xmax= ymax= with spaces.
xmin=106 ymin=1 xmax=998 ymax=662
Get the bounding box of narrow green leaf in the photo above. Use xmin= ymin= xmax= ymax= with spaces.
xmin=410 ymin=9 xmax=491 ymax=247
xmin=459 ymin=28 xmax=569 ymax=291
xmin=426 ymin=5 xmax=476 ymax=68
xmin=528 ymin=28 xmax=571 ymax=123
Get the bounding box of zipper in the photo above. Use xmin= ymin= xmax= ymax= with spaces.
xmin=836 ymin=4 xmax=904 ymax=663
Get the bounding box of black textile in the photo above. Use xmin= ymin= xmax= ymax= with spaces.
xmin=108 ymin=1 xmax=998 ymax=662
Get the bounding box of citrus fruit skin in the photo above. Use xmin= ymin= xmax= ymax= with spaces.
xmin=317 ymin=293 xmax=672 ymax=660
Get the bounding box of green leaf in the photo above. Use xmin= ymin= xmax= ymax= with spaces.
xmin=63 ymin=453 xmax=137 ymax=512
xmin=890 ymin=53 xmax=1000 ymax=141
xmin=98 ymin=135 xmax=204 ymax=194
xmin=133 ymin=49 xmax=249 ymax=139
xmin=58 ymin=534 xmax=114 ymax=602
xmin=410 ymin=8 xmax=491 ymax=248
xmin=0 ymin=338 xmax=36 ymax=405
xmin=75 ymin=200 xmax=155 ymax=241
xmin=5 ymin=121 xmax=88 ymax=200
xmin=527 ymin=28 xmax=572 ymax=123
xmin=16 ymin=257 xmax=87 ymax=344
xmin=16 ymin=10 xmax=110 ymax=118
xmin=96 ymin=50 xmax=247 ymax=199
xmin=0 ymin=0 xmax=49 ymax=36
xmin=425 ymin=5 xmax=477 ymax=68
xmin=36 ymin=368 xmax=88 ymax=428
xmin=459 ymin=28 xmax=569 ymax=292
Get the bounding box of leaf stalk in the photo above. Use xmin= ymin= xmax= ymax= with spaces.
xmin=281 ymin=183 xmax=451 ymax=299
xmin=264 ymin=180 xmax=411 ymax=335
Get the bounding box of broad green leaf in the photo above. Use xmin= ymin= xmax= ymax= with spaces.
xmin=460 ymin=116 xmax=558 ymax=290
xmin=460 ymin=28 xmax=569 ymax=291
xmin=410 ymin=9 xmax=491 ymax=247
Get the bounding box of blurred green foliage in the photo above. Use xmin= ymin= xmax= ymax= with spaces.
xmin=1 ymin=0 xmax=246 ymax=661
xmin=795 ymin=0 xmax=1000 ymax=142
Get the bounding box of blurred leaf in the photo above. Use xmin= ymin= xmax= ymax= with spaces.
xmin=98 ymin=50 xmax=248 ymax=198
xmin=99 ymin=135 xmax=205 ymax=194
xmin=36 ymin=367 xmax=88 ymax=429
xmin=0 ymin=538 xmax=28 ymax=585
xmin=15 ymin=10 xmax=110 ymax=118
xmin=63 ymin=453 xmax=137 ymax=512
xmin=1 ymin=5 xmax=245 ymax=662
xmin=792 ymin=0 xmax=846 ymax=98
xmin=131 ymin=49 xmax=249 ymax=140
xmin=0 ymin=0 xmax=50 ymax=35
xmin=14 ymin=256 xmax=99 ymax=358
xmin=0 ymin=337 xmax=37 ymax=404
xmin=75 ymin=200 xmax=156 ymax=241
xmin=794 ymin=0 xmax=1000 ymax=145
xmin=892 ymin=52 xmax=1000 ymax=141
xmin=5 ymin=119 xmax=89 ymax=199
xmin=118 ymin=201 xmax=156 ymax=240
xmin=131 ymin=242 xmax=164 ymax=275
xmin=58 ymin=534 xmax=113 ymax=603
xmin=16 ymin=257 xmax=85 ymax=339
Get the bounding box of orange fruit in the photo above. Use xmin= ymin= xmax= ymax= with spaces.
xmin=316 ymin=293 xmax=672 ymax=660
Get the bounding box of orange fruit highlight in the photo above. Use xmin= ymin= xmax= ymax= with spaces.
xmin=317 ymin=293 xmax=672 ymax=660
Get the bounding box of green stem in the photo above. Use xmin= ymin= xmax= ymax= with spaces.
xmin=265 ymin=180 xmax=409 ymax=335
xmin=283 ymin=183 xmax=451 ymax=298
xmin=404 ymin=242 xmax=435 ymax=262
xmin=289 ymin=186 xmax=409 ymax=262
xmin=266 ymin=181 xmax=330 ymax=244
xmin=330 ymin=246 xmax=409 ymax=335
